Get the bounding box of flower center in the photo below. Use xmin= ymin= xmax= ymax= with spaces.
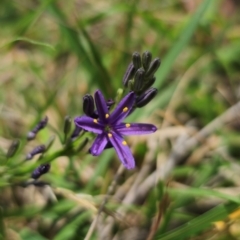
xmin=104 ymin=125 xmax=111 ymax=132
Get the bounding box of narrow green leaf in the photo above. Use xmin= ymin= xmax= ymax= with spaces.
xmin=156 ymin=203 xmax=238 ymax=240
xmin=155 ymin=0 xmax=213 ymax=88
xmin=79 ymin=27 xmax=112 ymax=93
xmin=0 ymin=37 xmax=55 ymax=50
xmin=0 ymin=207 xmax=5 ymax=239
xmin=20 ymin=229 xmax=48 ymax=240
xmin=86 ymin=150 xmax=113 ymax=192
xmin=54 ymin=211 xmax=91 ymax=240
xmin=48 ymin=2 xmax=113 ymax=96
xmin=168 ymin=187 xmax=240 ymax=204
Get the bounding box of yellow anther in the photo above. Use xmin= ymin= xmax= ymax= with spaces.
xmin=125 ymin=123 xmax=131 ymax=128
xmin=122 ymin=141 xmax=127 ymax=146
xmin=108 ymin=133 xmax=112 ymax=138
xmin=105 ymin=113 xmax=109 ymax=119
xmin=93 ymin=119 xmax=98 ymax=123
xmin=123 ymin=107 xmax=128 ymax=113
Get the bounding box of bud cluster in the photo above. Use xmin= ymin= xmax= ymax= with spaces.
xmin=25 ymin=117 xmax=51 ymax=179
xmin=122 ymin=51 xmax=160 ymax=108
xmin=6 ymin=117 xmax=52 ymax=180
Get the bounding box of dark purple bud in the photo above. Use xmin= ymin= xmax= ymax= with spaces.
xmin=70 ymin=126 xmax=82 ymax=140
xmin=145 ymin=58 xmax=161 ymax=78
xmin=141 ymin=77 xmax=156 ymax=93
xmin=90 ymin=99 xmax=114 ymax=119
xmin=91 ymin=111 xmax=99 ymax=119
xmin=27 ymin=116 xmax=48 ymax=140
xmin=6 ymin=139 xmax=20 ymax=158
xmin=133 ymin=68 xmax=145 ymax=92
xmin=136 ymin=88 xmax=158 ymax=108
xmin=106 ymin=99 xmax=115 ymax=108
xmin=26 ymin=144 xmax=46 ymax=160
xmin=64 ymin=116 xmax=72 ymax=136
xmin=142 ymin=51 xmax=152 ymax=70
xmin=132 ymin=52 xmax=142 ymax=69
xmin=31 ymin=164 xmax=50 ymax=179
xmin=83 ymin=94 xmax=95 ymax=117
xmin=122 ymin=63 xmax=136 ymax=87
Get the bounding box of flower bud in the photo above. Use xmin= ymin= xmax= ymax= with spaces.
xmin=27 ymin=116 xmax=48 ymax=140
xmin=141 ymin=76 xmax=156 ymax=93
xmin=71 ymin=126 xmax=82 ymax=140
xmin=6 ymin=139 xmax=20 ymax=158
xmin=63 ymin=116 xmax=72 ymax=136
xmin=106 ymin=99 xmax=115 ymax=111
xmin=136 ymin=88 xmax=158 ymax=108
xmin=145 ymin=58 xmax=161 ymax=78
xmin=107 ymin=99 xmax=114 ymax=106
xmin=142 ymin=51 xmax=152 ymax=70
xmin=132 ymin=52 xmax=142 ymax=69
xmin=128 ymin=79 xmax=134 ymax=91
xmin=133 ymin=68 xmax=145 ymax=92
xmin=122 ymin=63 xmax=136 ymax=87
xmin=27 ymin=132 xmax=36 ymax=140
xmin=83 ymin=94 xmax=95 ymax=117
xmin=26 ymin=144 xmax=46 ymax=160
xmin=31 ymin=163 xmax=50 ymax=179
xmin=90 ymin=98 xmax=114 ymax=119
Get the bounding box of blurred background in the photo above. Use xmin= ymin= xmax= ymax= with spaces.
xmin=1 ymin=0 xmax=240 ymax=239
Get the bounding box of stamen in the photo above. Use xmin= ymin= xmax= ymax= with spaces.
xmin=122 ymin=141 xmax=127 ymax=146
xmin=108 ymin=133 xmax=112 ymax=138
xmin=93 ymin=119 xmax=98 ymax=123
xmin=123 ymin=107 xmax=128 ymax=112
xmin=105 ymin=113 xmax=109 ymax=119
xmin=125 ymin=123 xmax=131 ymax=128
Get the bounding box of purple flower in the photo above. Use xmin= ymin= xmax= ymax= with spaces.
xmin=74 ymin=90 xmax=157 ymax=169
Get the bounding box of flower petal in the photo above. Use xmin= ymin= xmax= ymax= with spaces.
xmin=90 ymin=133 xmax=108 ymax=156
xmin=108 ymin=131 xmax=135 ymax=169
xmin=110 ymin=91 xmax=136 ymax=124
xmin=115 ymin=123 xmax=157 ymax=136
xmin=74 ymin=116 xmax=104 ymax=134
xmin=94 ymin=90 xmax=109 ymax=123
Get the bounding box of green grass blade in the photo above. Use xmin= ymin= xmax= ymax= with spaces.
xmin=155 ymin=0 xmax=213 ymax=89
xmin=86 ymin=150 xmax=113 ymax=192
xmin=169 ymin=187 xmax=240 ymax=204
xmin=156 ymin=203 xmax=238 ymax=240
xmin=48 ymin=3 xmax=113 ymax=96
xmin=79 ymin=27 xmax=113 ymax=94
xmin=0 ymin=37 xmax=55 ymax=50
